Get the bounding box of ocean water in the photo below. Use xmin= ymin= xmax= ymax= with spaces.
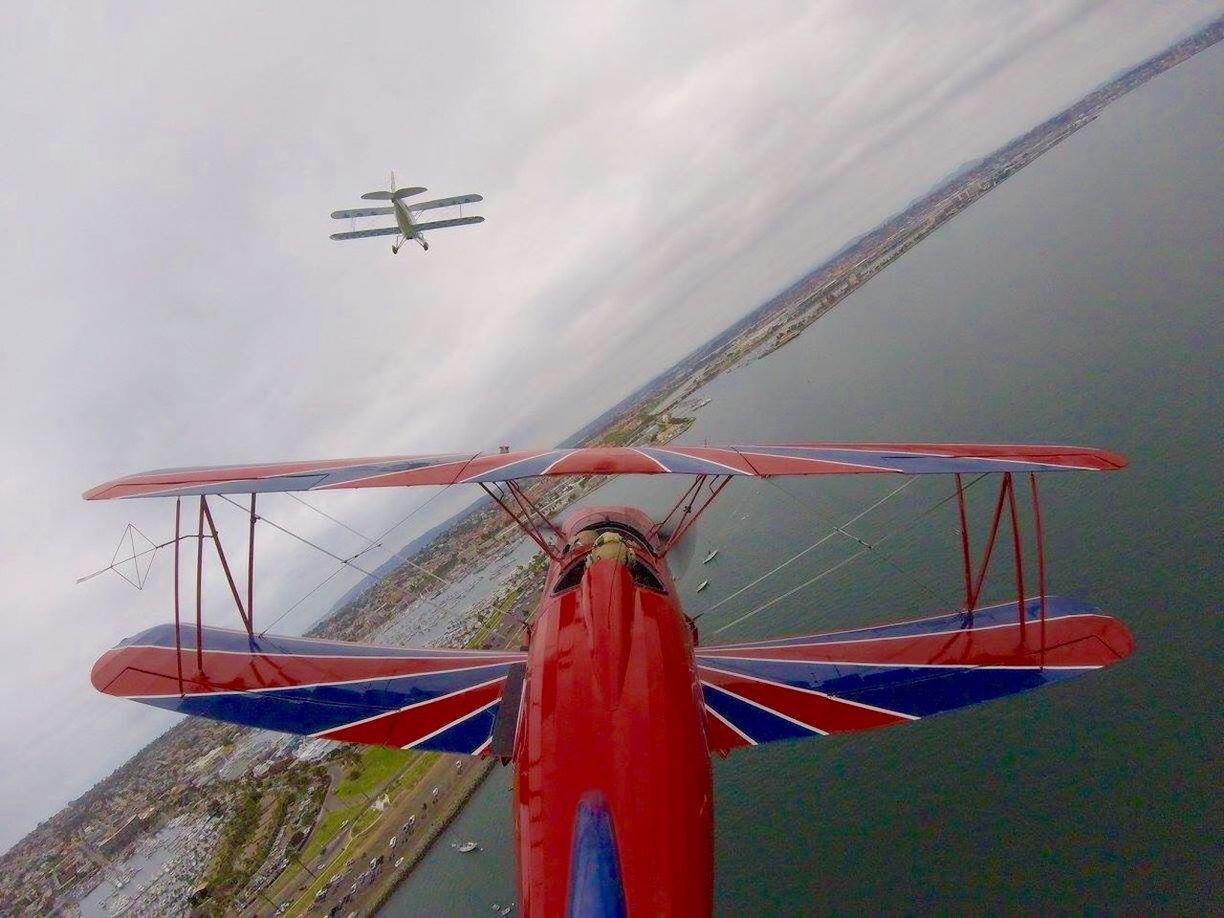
xmin=384 ymin=45 xmax=1221 ymax=915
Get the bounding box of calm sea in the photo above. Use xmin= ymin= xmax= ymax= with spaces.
xmin=384 ymin=45 xmax=1221 ymax=915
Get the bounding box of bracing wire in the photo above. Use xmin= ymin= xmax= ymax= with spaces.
xmin=698 ymin=476 xmax=918 ymax=619
xmin=262 ymin=566 xmax=349 ymax=635
xmin=288 ymin=493 xmax=452 ymax=586
xmin=229 ymin=486 xmax=455 ymax=635
xmin=216 ymin=493 xmax=380 ymax=578
xmin=287 ymin=492 xmax=382 ymax=545
xmin=764 ymin=477 xmax=954 ymax=607
xmin=710 ymin=474 xmax=987 ymax=636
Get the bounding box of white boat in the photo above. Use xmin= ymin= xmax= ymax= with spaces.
xmin=702 ymin=549 xmax=719 ymax=564
xmin=696 ymin=579 xmax=710 ymax=593
xmin=456 ymin=840 xmax=479 ymax=853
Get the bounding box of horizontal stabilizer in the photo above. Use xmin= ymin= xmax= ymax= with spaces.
xmin=330 ymin=206 xmax=394 ymax=219
xmin=407 ymin=215 xmax=485 ymax=236
xmin=410 ymin=194 xmax=484 ymax=212
xmin=360 ymin=190 xmax=394 ymax=200
xmin=91 ymin=624 xmax=526 ymax=755
xmin=330 ymin=226 xmax=401 ymax=241
xmin=85 ymin=443 xmax=1128 ymax=501
xmin=393 ymin=186 xmax=427 ymax=200
xmin=697 ymin=597 xmax=1133 ymax=752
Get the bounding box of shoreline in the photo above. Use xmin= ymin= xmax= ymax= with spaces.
xmin=367 ymin=21 xmax=1224 ymax=911
xmin=363 ymin=759 xmax=496 ymax=917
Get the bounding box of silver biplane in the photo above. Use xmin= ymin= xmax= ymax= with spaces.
xmin=330 ymin=172 xmax=483 ymax=253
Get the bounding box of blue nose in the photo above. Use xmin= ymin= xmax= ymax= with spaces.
xmin=567 ymin=791 xmax=627 ymax=918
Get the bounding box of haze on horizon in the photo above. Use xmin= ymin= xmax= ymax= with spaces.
xmin=0 ymin=1 xmax=1218 ymax=854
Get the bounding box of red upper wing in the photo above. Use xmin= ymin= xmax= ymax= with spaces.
xmin=84 ymin=443 xmax=1126 ymax=500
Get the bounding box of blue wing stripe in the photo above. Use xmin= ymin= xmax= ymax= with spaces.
xmin=134 ymin=668 xmax=508 ymax=736
xmin=700 ymin=684 xmax=817 ymax=744
xmin=414 ymin=703 xmax=501 ymax=754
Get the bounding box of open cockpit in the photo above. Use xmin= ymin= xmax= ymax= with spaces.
xmin=552 ymin=524 xmax=668 ymax=596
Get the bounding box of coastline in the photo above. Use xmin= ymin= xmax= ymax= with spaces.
xmin=366 ymin=21 xmax=1224 ymax=911
xmin=362 ymin=759 xmax=497 ymax=916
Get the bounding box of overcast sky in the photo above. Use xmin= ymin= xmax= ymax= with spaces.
xmin=0 ymin=1 xmax=1216 ymax=854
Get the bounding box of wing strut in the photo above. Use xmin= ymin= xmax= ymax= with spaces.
xmin=654 ymin=475 xmax=734 ymax=556
xmin=173 ymin=498 xmax=182 ymax=692
xmin=944 ymin=472 xmax=1049 ymax=642
xmin=155 ymin=494 xmax=263 ymax=681
xmin=479 ymin=482 xmax=564 ymax=561
xmin=200 ymin=496 xmax=252 ymax=635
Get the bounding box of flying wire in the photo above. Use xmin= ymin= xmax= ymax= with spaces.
xmin=764 ymin=477 xmax=953 ymax=607
xmin=209 ymin=487 xmax=456 ymax=635
xmin=697 ymin=476 xmax=918 ymax=619
xmin=287 ymin=493 xmax=452 ymax=586
xmin=216 ymin=494 xmax=380 ymax=578
xmin=709 ymin=474 xmax=987 ymax=636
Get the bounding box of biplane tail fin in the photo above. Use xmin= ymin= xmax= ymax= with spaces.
xmin=695 ymin=597 xmax=1133 ymax=752
xmin=91 ymin=624 xmax=526 ymax=756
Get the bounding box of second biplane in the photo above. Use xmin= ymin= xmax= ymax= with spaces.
xmin=330 ymin=172 xmax=483 ymax=253
xmin=85 ymin=442 xmax=1133 ymax=916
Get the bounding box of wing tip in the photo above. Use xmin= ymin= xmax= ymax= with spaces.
xmin=83 ymin=479 xmax=121 ymax=501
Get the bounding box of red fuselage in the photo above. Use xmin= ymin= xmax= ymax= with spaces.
xmin=513 ymin=506 xmax=713 ymax=916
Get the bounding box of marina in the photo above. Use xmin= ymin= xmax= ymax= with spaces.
xmin=76 ymin=816 xmax=221 ymax=918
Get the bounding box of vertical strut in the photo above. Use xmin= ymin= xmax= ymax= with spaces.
xmin=173 ymin=498 xmax=183 ymax=694
xmin=653 ymin=476 xmax=706 ymax=539
xmin=969 ymin=475 xmax=1010 ymax=610
xmin=662 ymin=476 xmax=731 ymax=556
xmin=200 ymin=496 xmax=252 ymax=635
xmin=1005 ymin=474 xmax=1027 ymax=637
xmin=955 ymin=473 xmax=974 ymax=612
xmin=195 ymin=497 xmax=205 ymax=668
xmin=1029 ymin=473 xmax=1047 ymax=666
xmin=247 ymin=494 xmax=257 ymax=634
xmin=507 ymin=480 xmax=565 ymax=543
xmin=480 ymin=483 xmax=560 ymax=560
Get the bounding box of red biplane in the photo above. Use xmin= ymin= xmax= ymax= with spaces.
xmin=85 ymin=443 xmax=1133 ymax=916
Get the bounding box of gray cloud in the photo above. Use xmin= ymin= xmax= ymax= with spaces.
xmin=0 ymin=0 xmax=1217 ymax=852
